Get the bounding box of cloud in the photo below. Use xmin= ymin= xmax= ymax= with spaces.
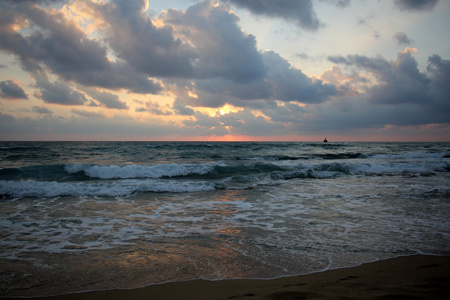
xmin=427 ymin=54 xmax=450 ymax=110
xmin=146 ymin=101 xmax=172 ymax=115
xmin=296 ymin=53 xmax=309 ymax=59
xmin=35 ymin=78 xmax=87 ymax=106
xmin=32 ymin=106 xmax=53 ymax=114
xmin=322 ymin=0 xmax=351 ymax=8
xmin=0 ymin=80 xmax=29 ymax=100
xmin=263 ymin=51 xmax=339 ymax=103
xmin=71 ymin=109 xmax=104 ymax=118
xmin=0 ymin=112 xmax=16 ymax=123
xmin=172 ymin=98 xmax=195 ymax=116
xmin=184 ymin=50 xmax=340 ymax=108
xmin=96 ymin=0 xmax=198 ymax=78
xmin=259 ymin=101 xmax=307 ymax=124
xmin=1 ymin=0 xmax=448 ymax=141
xmin=297 ymin=51 xmax=450 ymax=133
xmin=329 ymin=48 xmax=431 ymax=105
xmin=393 ymin=32 xmax=413 ymax=45
xmin=84 ymin=89 xmax=129 ymax=110
xmin=327 ymin=48 xmax=450 ymax=126
xmin=0 ymin=110 xmax=194 ymax=140
xmin=163 ymin=1 xmax=265 ymax=83
xmin=135 ymin=100 xmax=172 ymax=115
xmin=0 ymin=1 xmax=162 ymax=94
xmin=328 ymin=54 xmax=391 ymax=73
xmin=1 ymin=0 xmax=65 ymax=5
xmin=318 ymin=65 xmax=365 ymax=95
xmin=227 ymin=0 xmax=321 ymax=30
xmin=181 ymin=109 xmax=282 ymax=137
xmin=163 ymin=2 xmax=340 ymax=109
xmin=0 ymin=0 xmax=340 ymax=109
xmin=394 ymin=0 xmax=438 ymax=11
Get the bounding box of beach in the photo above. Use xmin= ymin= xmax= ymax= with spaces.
xmin=2 ymin=255 xmax=447 ymax=300
xmin=2 ymin=0 xmax=450 ymax=297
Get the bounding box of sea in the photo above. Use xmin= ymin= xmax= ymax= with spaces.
xmin=1 ymin=141 xmax=449 ymax=296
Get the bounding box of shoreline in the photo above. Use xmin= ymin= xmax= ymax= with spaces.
xmin=2 ymin=255 xmax=449 ymax=300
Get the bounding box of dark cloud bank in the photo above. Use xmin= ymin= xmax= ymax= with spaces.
xmin=0 ymin=80 xmax=28 ymax=100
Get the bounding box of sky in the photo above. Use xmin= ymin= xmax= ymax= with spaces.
xmin=0 ymin=0 xmax=449 ymax=141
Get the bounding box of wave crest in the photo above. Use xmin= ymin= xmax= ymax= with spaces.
xmin=0 ymin=179 xmax=215 ymax=198
xmin=65 ymin=162 xmax=218 ymax=179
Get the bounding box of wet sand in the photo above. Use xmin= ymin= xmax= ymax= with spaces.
xmin=2 ymin=255 xmax=449 ymax=300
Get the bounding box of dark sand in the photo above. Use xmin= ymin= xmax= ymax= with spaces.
xmin=2 ymin=255 xmax=449 ymax=300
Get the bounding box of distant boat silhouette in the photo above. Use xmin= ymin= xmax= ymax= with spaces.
xmin=323 ymin=138 xmax=328 ymax=143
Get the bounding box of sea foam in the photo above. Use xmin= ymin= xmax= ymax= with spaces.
xmin=65 ymin=162 xmax=219 ymax=179
xmin=0 ymin=179 xmax=215 ymax=198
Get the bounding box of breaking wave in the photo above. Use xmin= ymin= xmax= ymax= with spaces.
xmin=0 ymin=158 xmax=447 ymax=198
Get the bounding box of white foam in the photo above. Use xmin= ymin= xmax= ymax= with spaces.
xmin=65 ymin=162 xmax=218 ymax=179
xmin=0 ymin=179 xmax=215 ymax=198
xmin=285 ymin=159 xmax=447 ymax=178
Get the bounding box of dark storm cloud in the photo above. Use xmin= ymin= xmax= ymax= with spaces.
xmin=393 ymin=32 xmax=413 ymax=45
xmin=283 ymin=51 xmax=450 ymax=133
xmin=84 ymin=89 xmax=129 ymax=110
xmin=35 ymin=79 xmax=87 ymax=106
xmin=163 ymin=0 xmax=266 ymax=83
xmin=0 ymin=2 xmax=162 ymax=94
xmin=263 ymin=51 xmax=339 ymax=103
xmin=328 ymin=49 xmax=450 ymax=124
xmin=188 ymin=51 xmax=339 ymax=107
xmin=16 ymin=3 xmax=109 ymax=74
xmin=1 ymin=0 xmax=340 ymax=108
xmin=427 ymin=55 xmax=450 ymax=88
xmin=0 ymin=80 xmax=28 ymax=100
xmin=427 ymin=54 xmax=450 ymax=111
xmin=97 ymin=0 xmax=197 ymax=78
xmin=328 ymin=54 xmax=391 ymax=73
xmin=227 ymin=0 xmax=321 ymax=30
xmin=194 ymin=77 xmax=271 ymax=105
xmin=394 ymin=0 xmax=438 ymax=11
xmin=261 ymin=102 xmax=307 ymax=123
xmin=164 ymin=2 xmax=340 ymax=108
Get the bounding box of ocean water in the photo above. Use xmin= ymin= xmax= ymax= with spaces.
xmin=1 ymin=141 xmax=449 ymax=296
